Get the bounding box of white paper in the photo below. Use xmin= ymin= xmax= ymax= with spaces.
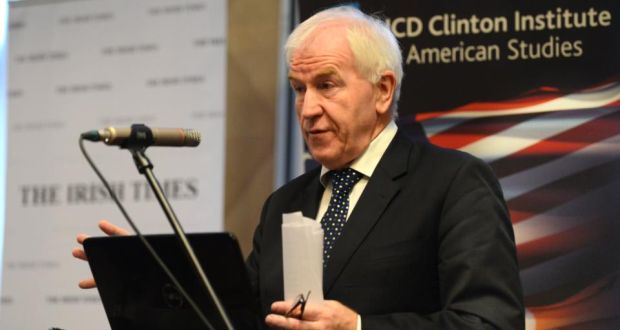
xmin=281 ymin=211 xmax=324 ymax=302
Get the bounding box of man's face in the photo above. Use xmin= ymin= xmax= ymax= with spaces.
xmin=288 ymin=24 xmax=389 ymax=170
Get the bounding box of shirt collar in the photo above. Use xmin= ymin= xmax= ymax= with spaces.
xmin=320 ymin=121 xmax=398 ymax=187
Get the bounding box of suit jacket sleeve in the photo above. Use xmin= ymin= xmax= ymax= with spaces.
xmin=361 ymin=155 xmax=524 ymax=329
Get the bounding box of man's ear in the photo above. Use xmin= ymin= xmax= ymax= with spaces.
xmin=375 ymin=71 xmax=397 ymax=115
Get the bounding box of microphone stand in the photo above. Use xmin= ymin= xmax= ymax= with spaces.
xmin=128 ymin=147 xmax=234 ymax=330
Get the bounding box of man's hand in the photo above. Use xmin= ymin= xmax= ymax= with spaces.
xmin=71 ymin=220 xmax=130 ymax=289
xmin=266 ymin=300 xmax=358 ymax=330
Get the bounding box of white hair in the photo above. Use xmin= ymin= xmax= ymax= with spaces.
xmin=285 ymin=6 xmax=404 ymax=115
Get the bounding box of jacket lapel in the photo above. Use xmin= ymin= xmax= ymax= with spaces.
xmin=299 ymin=169 xmax=324 ymax=219
xmin=323 ymin=132 xmax=412 ymax=294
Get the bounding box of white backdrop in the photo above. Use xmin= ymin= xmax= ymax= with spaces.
xmin=1 ymin=0 xmax=227 ymax=329
xmin=0 ymin=0 xmax=7 ymax=310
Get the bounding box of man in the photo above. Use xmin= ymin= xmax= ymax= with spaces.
xmin=75 ymin=6 xmax=524 ymax=329
xmin=246 ymin=6 xmax=523 ymax=330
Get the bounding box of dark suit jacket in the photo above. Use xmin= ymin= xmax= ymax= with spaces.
xmin=246 ymin=131 xmax=524 ymax=329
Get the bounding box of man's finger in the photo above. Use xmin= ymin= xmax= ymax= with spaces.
xmin=76 ymin=233 xmax=89 ymax=244
xmin=78 ymin=278 xmax=96 ymax=289
xmin=98 ymin=220 xmax=130 ymax=236
xmin=72 ymin=248 xmax=88 ymax=261
xmin=271 ymin=300 xmax=294 ymax=314
xmin=272 ymin=301 xmax=323 ymax=321
xmin=265 ymin=313 xmax=313 ymax=330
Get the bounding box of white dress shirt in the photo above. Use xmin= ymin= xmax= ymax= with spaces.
xmin=316 ymin=120 xmax=398 ymax=221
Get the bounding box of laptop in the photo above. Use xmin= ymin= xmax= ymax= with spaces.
xmin=84 ymin=233 xmax=261 ymax=330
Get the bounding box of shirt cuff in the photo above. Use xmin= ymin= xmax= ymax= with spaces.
xmin=356 ymin=314 xmax=362 ymax=330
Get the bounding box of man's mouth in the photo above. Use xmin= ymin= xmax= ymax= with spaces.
xmin=308 ymin=128 xmax=329 ymax=135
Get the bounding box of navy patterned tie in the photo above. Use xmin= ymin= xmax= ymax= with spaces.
xmin=321 ymin=168 xmax=362 ymax=266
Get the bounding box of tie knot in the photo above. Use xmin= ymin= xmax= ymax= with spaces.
xmin=331 ymin=168 xmax=362 ymax=196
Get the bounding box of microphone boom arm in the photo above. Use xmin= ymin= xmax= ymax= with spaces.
xmin=129 ymin=147 xmax=234 ymax=330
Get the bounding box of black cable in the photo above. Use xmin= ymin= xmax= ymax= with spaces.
xmin=79 ymin=137 xmax=216 ymax=330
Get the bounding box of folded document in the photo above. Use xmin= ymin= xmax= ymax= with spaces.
xmin=281 ymin=212 xmax=324 ymax=302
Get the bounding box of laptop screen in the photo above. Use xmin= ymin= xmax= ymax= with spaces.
xmin=84 ymin=233 xmax=260 ymax=330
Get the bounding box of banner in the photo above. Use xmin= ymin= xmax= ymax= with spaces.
xmin=1 ymin=0 xmax=227 ymax=329
xmin=300 ymin=1 xmax=620 ymax=329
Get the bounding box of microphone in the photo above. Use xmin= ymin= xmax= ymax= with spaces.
xmin=81 ymin=124 xmax=201 ymax=148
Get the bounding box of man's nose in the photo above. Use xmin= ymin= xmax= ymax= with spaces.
xmin=299 ymin=89 xmax=322 ymax=118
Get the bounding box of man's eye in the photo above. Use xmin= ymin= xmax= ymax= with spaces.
xmin=293 ymin=85 xmax=306 ymax=93
xmin=318 ymin=82 xmax=334 ymax=90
